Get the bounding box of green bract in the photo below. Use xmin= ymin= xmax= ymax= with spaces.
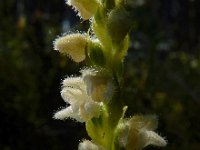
xmin=107 ymin=7 xmax=132 ymax=42
xmin=87 ymin=41 xmax=106 ymax=67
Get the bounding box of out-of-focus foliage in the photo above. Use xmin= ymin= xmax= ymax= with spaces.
xmin=0 ymin=0 xmax=199 ymax=150
xmin=0 ymin=0 xmax=88 ymax=149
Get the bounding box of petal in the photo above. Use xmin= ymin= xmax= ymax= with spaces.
xmin=117 ymin=122 xmax=130 ymax=147
xmin=81 ymin=68 xmax=114 ymax=102
xmin=61 ymin=88 xmax=81 ymax=103
xmin=78 ymin=140 xmax=103 ymax=150
xmin=54 ymin=107 xmax=73 ymax=120
xmin=54 ymin=106 xmax=84 ymax=122
xmin=142 ymin=130 xmax=167 ymax=147
xmin=61 ymin=87 xmax=88 ymax=104
xmin=130 ymin=115 xmax=158 ymax=130
xmin=80 ymin=101 xmax=101 ymax=120
xmin=62 ymin=77 xmax=84 ymax=90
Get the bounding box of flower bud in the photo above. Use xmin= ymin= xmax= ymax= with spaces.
xmin=107 ymin=7 xmax=132 ymax=42
xmin=66 ymin=0 xmax=99 ymax=20
xmin=53 ymin=33 xmax=87 ymax=62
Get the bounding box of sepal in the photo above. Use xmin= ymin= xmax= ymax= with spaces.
xmin=66 ymin=0 xmax=99 ymax=20
xmin=53 ymin=33 xmax=88 ymax=63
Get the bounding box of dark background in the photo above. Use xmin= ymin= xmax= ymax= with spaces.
xmin=0 ymin=0 xmax=200 ymax=149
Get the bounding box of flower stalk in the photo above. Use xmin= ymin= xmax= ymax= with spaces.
xmin=53 ymin=0 xmax=167 ymax=149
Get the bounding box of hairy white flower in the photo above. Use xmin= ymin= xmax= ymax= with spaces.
xmin=54 ymin=68 xmax=114 ymax=122
xmin=54 ymin=77 xmax=102 ymax=122
xmin=53 ymin=33 xmax=87 ymax=62
xmin=118 ymin=115 xmax=167 ymax=150
xmin=66 ymin=0 xmax=99 ymax=20
xmin=78 ymin=140 xmax=105 ymax=150
xmin=81 ymin=68 xmax=114 ymax=102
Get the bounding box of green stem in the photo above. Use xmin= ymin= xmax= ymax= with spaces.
xmin=104 ymin=0 xmax=115 ymax=10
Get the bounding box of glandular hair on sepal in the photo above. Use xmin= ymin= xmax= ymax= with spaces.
xmin=53 ymin=33 xmax=88 ymax=63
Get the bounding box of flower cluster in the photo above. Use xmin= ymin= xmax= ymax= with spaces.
xmin=53 ymin=0 xmax=167 ymax=150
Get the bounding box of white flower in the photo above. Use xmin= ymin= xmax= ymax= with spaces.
xmin=54 ymin=68 xmax=114 ymax=122
xmin=117 ymin=115 xmax=167 ymax=150
xmin=54 ymin=77 xmax=102 ymax=122
xmin=78 ymin=140 xmax=105 ymax=150
xmin=81 ymin=68 xmax=114 ymax=102
xmin=66 ymin=0 xmax=99 ymax=20
xmin=53 ymin=33 xmax=88 ymax=62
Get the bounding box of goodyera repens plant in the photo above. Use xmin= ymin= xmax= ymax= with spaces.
xmin=53 ymin=0 xmax=167 ymax=149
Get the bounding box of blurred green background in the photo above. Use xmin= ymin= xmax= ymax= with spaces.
xmin=0 ymin=0 xmax=199 ymax=150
